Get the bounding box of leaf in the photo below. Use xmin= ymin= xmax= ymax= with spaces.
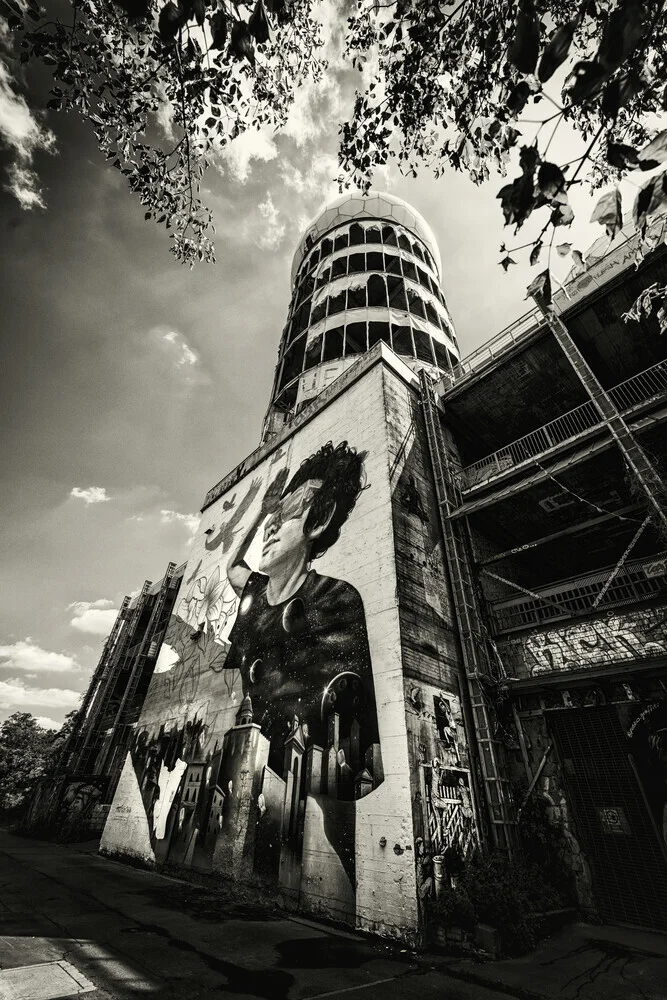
xmin=637 ymin=130 xmax=667 ymax=171
xmin=231 ymin=20 xmax=255 ymax=64
xmin=538 ymin=19 xmax=577 ymax=83
xmin=571 ymin=250 xmax=585 ymax=270
xmin=526 ymin=269 xmax=552 ymax=307
xmin=210 ymin=9 xmax=228 ymax=49
xmin=607 ymin=141 xmax=639 ymax=170
xmin=500 ymin=255 xmax=517 ymax=271
xmin=249 ymin=0 xmax=271 ymax=44
xmin=601 ymin=70 xmax=643 ymax=119
xmin=556 ymin=243 xmax=572 ymax=256
xmin=596 ymin=0 xmax=645 ymax=73
xmin=113 ymin=0 xmax=151 ymax=19
xmin=537 ymin=161 xmax=566 ymax=200
xmin=591 ymin=187 xmax=622 ymax=237
xmin=633 ymin=173 xmax=667 ymax=230
xmin=530 ymin=241 xmax=543 ymax=266
xmin=508 ymin=0 xmax=540 ymax=75
xmin=158 ymin=1 xmax=184 ymax=43
xmin=563 ymin=61 xmax=607 ymax=105
xmin=193 ymin=0 xmax=205 ymax=27
xmin=507 ymin=81 xmax=531 ymax=115
xmin=551 ymin=199 xmax=575 ymax=226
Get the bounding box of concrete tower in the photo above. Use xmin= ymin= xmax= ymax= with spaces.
xmin=262 ymin=192 xmax=459 ymax=440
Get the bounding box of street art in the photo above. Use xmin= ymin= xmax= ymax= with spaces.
xmin=500 ymin=606 xmax=667 ymax=679
xmin=623 ymin=698 xmax=667 ymax=848
xmin=113 ymin=439 xmax=384 ymax=915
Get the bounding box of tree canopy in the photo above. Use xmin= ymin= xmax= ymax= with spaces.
xmin=3 ymin=0 xmax=667 ymax=302
xmin=0 ymin=712 xmax=67 ymax=811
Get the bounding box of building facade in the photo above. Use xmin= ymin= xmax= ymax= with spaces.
xmin=98 ymin=194 xmax=667 ymax=941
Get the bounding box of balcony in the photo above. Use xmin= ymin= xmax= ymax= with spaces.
xmin=490 ymin=552 xmax=667 ymax=634
xmin=461 ymin=358 xmax=667 ymax=491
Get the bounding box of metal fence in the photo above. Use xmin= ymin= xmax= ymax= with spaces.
xmin=462 ymin=358 xmax=667 ymax=489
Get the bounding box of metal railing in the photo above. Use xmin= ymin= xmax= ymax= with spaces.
xmin=490 ymin=554 xmax=667 ymax=633
xmin=451 ymin=308 xmax=543 ymax=381
xmin=461 ymin=358 xmax=667 ymax=490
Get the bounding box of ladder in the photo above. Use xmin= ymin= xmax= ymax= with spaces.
xmin=72 ymin=581 xmax=152 ymax=773
xmin=419 ymin=370 xmax=515 ymax=852
xmin=96 ymin=563 xmax=178 ymax=774
xmin=536 ymin=303 xmax=667 ymax=535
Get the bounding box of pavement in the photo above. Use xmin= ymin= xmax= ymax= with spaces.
xmin=0 ymin=830 xmax=665 ymax=1000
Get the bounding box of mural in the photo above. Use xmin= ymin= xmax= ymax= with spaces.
xmin=109 ymin=439 xmax=384 ymax=916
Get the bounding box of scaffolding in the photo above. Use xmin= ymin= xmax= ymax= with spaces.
xmin=96 ymin=562 xmax=178 ymax=775
xmin=419 ymin=369 xmax=516 ymax=852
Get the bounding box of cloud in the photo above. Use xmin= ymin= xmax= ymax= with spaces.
xmin=0 ymin=677 xmax=80 ymax=711
xmin=0 ymin=639 xmax=79 ymax=674
xmin=219 ymin=127 xmax=279 ymax=183
xmin=160 ymin=509 xmax=200 ymax=535
xmin=0 ymin=58 xmax=56 ymax=210
xmin=68 ymin=599 xmax=118 ymax=635
xmin=162 ymin=329 xmax=199 ymax=367
xmin=35 ymin=715 xmax=62 ymax=730
xmin=70 ymin=486 xmax=111 ymax=504
xmin=254 ymin=191 xmax=286 ymax=250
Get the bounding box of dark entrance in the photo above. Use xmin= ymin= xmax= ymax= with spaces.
xmin=548 ymin=705 xmax=667 ymax=931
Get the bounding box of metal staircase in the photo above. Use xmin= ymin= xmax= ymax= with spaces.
xmin=96 ymin=562 xmax=178 ymax=774
xmin=537 ymin=305 xmax=667 ymax=535
xmin=419 ymin=369 xmax=515 ymax=852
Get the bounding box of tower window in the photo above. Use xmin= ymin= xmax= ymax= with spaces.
xmin=387 ymin=275 xmax=408 ymax=311
xmin=348 ymin=252 xmax=365 ymax=274
xmin=365 ymin=225 xmax=381 ymax=245
xmin=402 ymin=258 xmax=417 ymax=282
xmin=407 ymin=287 xmax=426 ymax=319
xmin=368 ymin=322 xmax=391 ymax=349
xmin=321 ymin=238 xmax=333 ymax=258
xmin=323 ymin=326 xmax=344 ymax=362
xmin=346 ymin=282 xmax=366 ymax=310
xmin=316 ymin=266 xmax=331 ymax=289
xmin=384 ymin=253 xmax=401 ymax=276
xmin=416 ymin=265 xmax=430 ymax=289
xmin=367 ymin=274 xmax=387 ymax=309
xmin=304 ymin=332 xmax=323 ymax=370
xmin=398 ymin=233 xmax=411 ymax=252
xmin=349 ymin=223 xmax=364 ymax=246
xmin=382 ymin=225 xmax=398 ymax=246
xmin=367 ymin=251 xmax=384 ymax=272
xmin=432 ymin=339 xmax=451 ymax=371
xmin=345 ymin=322 xmax=367 ymax=355
xmin=414 ymin=328 xmax=436 ymax=365
xmin=328 ymin=290 xmax=346 ymax=318
xmin=310 ymin=299 xmax=327 ymax=325
xmin=392 ymin=325 xmax=414 ymax=356
xmin=334 ymin=233 xmax=349 ymax=252
xmin=425 ymin=301 xmax=439 ymax=326
xmin=331 ymin=256 xmax=347 ymax=278
xmin=413 ymin=243 xmax=425 ymax=262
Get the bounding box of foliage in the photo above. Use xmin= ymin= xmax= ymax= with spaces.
xmin=3 ymin=0 xmax=667 ymax=304
xmin=344 ymin=0 xmax=667 ymax=307
xmin=3 ymin=0 xmax=327 ymax=265
xmin=0 ymin=712 xmax=57 ymax=812
xmin=431 ymin=792 xmax=575 ymax=955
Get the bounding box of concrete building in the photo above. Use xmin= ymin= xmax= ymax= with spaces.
xmin=25 ymin=562 xmax=184 ymax=839
xmin=97 ymin=194 xmax=666 ymax=942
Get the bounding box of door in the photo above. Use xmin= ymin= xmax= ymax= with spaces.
xmin=548 ymin=705 xmax=667 ymax=931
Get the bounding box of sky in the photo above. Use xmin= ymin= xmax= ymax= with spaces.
xmin=0 ymin=1 xmax=630 ymax=729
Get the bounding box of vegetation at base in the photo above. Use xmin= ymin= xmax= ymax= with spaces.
xmin=0 ymin=711 xmax=76 ymax=815
xmin=430 ymin=791 xmax=577 ymax=955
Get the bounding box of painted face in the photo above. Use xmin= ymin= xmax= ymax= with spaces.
xmin=259 ymin=479 xmax=324 ymax=573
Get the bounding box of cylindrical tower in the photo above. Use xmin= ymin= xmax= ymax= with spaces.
xmin=263 ymin=192 xmax=459 ymax=440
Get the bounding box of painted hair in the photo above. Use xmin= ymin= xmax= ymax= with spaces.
xmin=284 ymin=440 xmax=368 ymax=559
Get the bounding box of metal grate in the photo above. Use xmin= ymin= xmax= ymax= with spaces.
xmin=548 ymin=706 xmax=667 ymax=931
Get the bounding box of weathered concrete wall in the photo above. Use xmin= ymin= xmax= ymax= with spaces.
xmin=102 ymin=362 xmax=420 ymax=943
xmin=381 ymin=366 xmax=480 ymax=929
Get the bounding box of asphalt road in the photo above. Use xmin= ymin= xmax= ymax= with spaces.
xmin=0 ymin=831 xmax=509 ymax=1000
